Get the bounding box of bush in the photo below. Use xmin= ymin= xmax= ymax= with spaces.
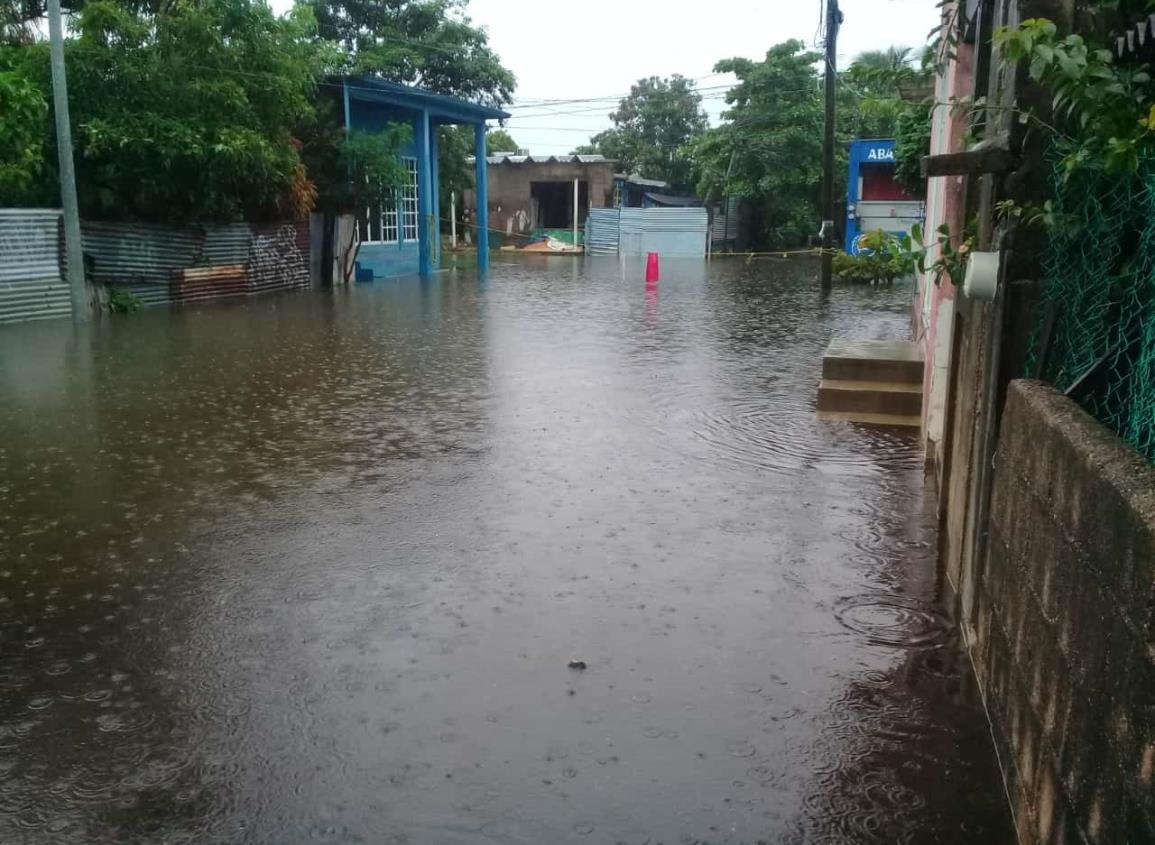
xmin=107 ymin=288 xmax=143 ymax=314
xmin=833 ymin=229 xmax=915 ymax=284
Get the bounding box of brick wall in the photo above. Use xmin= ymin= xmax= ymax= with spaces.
xmin=979 ymin=380 xmax=1155 ymax=844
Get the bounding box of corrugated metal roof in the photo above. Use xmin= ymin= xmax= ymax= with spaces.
xmin=614 ymin=174 xmax=670 ymax=189
xmin=644 ymin=192 xmax=701 ymax=208
xmin=476 ymin=154 xmax=612 ymax=165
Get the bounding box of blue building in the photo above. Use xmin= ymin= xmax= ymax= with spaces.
xmin=843 ymin=138 xmax=925 ymax=255
xmin=341 ymin=78 xmax=510 ymax=279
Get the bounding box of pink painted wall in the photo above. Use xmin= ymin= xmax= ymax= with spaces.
xmin=919 ymin=36 xmax=975 ymax=469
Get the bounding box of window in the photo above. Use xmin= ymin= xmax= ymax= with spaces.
xmin=357 ymin=157 xmax=418 ymax=245
xmin=401 ymin=158 xmax=419 ymax=242
xmin=360 ymin=189 xmax=397 ymax=245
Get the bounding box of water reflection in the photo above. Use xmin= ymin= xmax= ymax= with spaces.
xmin=0 ymin=257 xmax=1009 ymax=843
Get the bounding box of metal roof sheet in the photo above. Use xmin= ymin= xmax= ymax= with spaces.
xmin=615 ymin=174 xmax=669 ymax=188
xmin=476 ymin=154 xmax=612 ymax=165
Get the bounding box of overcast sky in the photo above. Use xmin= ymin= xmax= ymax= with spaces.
xmin=468 ymin=0 xmax=941 ymax=155
xmin=269 ymin=0 xmax=941 ymax=154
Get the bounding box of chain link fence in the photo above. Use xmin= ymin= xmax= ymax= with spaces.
xmin=1028 ymin=158 xmax=1155 ymax=461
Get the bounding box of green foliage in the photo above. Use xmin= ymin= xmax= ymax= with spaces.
xmin=689 ymin=41 xmax=823 ymax=249
xmin=995 ymin=17 xmax=1155 ymax=175
xmin=832 ymin=229 xmax=916 ymax=284
xmin=911 ymin=220 xmax=975 ymax=287
xmin=308 ymin=0 xmax=514 ymax=107
xmin=106 ymin=288 xmax=142 ymax=314
xmin=4 ymin=0 xmax=332 ymax=221
xmin=927 ymin=0 xmax=967 ymax=77
xmin=433 ymin=125 xmax=518 ymax=233
xmin=893 ymin=99 xmax=932 ymax=195
xmin=485 ymin=128 xmax=518 ymax=154
xmin=576 ymin=75 xmax=706 ymax=189
xmin=344 ymin=126 xmax=412 ymax=210
xmin=842 ymin=46 xmax=930 ymax=140
xmin=2 ymin=0 xmax=517 ymax=224
xmin=0 ymin=69 xmax=46 ymax=200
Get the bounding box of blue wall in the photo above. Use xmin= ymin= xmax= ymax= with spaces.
xmin=357 ymin=242 xmax=420 ymax=279
xmin=348 ymin=102 xmax=423 ymax=279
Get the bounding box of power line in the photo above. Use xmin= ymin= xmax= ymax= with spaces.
xmin=510 ymin=73 xmax=732 ymax=107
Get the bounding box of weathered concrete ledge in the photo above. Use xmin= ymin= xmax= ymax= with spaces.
xmin=978 ymin=379 xmax=1155 ymax=844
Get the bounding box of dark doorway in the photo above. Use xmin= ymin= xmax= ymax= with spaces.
xmin=531 ymin=180 xmax=588 ymax=229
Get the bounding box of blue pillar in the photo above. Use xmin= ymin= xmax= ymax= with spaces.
xmin=418 ymin=109 xmax=432 ymax=278
xmin=430 ymin=124 xmax=441 ymax=270
xmin=474 ymin=122 xmax=489 ymax=273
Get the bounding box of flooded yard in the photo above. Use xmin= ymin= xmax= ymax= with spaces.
xmin=0 ymin=257 xmax=1011 ymax=843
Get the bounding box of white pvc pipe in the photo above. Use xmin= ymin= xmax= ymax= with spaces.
xmin=450 ymin=191 xmax=457 ymax=248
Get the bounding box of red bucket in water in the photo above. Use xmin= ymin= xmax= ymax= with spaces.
xmin=645 ymin=252 xmax=660 ymax=284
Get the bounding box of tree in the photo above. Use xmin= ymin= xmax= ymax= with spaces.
xmin=434 ymin=125 xmax=517 ymax=235
xmin=850 ymin=46 xmax=914 ymax=73
xmin=485 ymin=128 xmax=518 ymax=154
xmin=842 ymin=45 xmax=932 ymax=140
xmin=577 ymin=75 xmax=706 ymax=189
xmin=0 ymin=69 xmax=47 ymax=201
xmin=307 ymin=0 xmax=514 ymax=107
xmin=893 ymin=100 xmax=932 ymax=195
xmin=689 ymin=41 xmax=823 ymax=249
xmin=2 ymin=0 xmax=331 ymax=220
xmin=303 ymin=0 xmax=516 ymax=236
xmin=1 ymin=0 xmax=518 ymax=223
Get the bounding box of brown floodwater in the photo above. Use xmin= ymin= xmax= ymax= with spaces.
xmin=0 ymin=256 xmax=1012 ymax=844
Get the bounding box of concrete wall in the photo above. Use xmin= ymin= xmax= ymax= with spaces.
xmin=978 ymin=380 xmax=1155 ymax=844
xmin=465 ymin=161 xmax=615 ymax=243
xmin=918 ymin=41 xmax=974 ymax=475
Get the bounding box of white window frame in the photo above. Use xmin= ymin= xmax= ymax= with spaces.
xmin=400 ymin=158 xmax=419 ymax=242
xmin=358 ymin=156 xmax=419 ymax=245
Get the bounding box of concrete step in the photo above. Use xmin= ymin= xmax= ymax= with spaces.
xmin=822 ymin=338 xmax=923 ymax=384
xmin=817 ymin=378 xmax=923 ymax=418
xmin=815 ymin=409 xmax=922 ymax=428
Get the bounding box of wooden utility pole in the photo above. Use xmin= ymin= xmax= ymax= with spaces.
xmin=820 ymin=0 xmax=840 ymax=291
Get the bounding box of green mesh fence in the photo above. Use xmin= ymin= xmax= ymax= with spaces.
xmin=1028 ymin=158 xmax=1155 ymax=461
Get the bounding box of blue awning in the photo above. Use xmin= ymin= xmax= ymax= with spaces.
xmin=340 ymin=76 xmax=510 ymax=124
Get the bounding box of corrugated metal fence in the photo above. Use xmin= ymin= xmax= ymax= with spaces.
xmin=585 ymin=209 xmax=620 ymax=256
xmin=585 ymin=208 xmax=708 ymax=258
xmin=0 ymin=213 xmax=311 ymax=323
xmin=0 ymin=209 xmax=71 ymax=325
xmin=84 ymin=220 xmax=311 ymax=308
xmin=710 ymin=197 xmax=743 ymax=246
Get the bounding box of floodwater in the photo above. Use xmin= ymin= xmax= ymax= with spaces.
xmin=0 ymin=256 xmax=1012 ymax=844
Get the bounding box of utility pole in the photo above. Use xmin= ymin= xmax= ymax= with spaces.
xmin=47 ymin=0 xmax=88 ymax=324
xmin=820 ymin=0 xmax=840 ymax=292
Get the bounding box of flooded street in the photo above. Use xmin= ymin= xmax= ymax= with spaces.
xmin=0 ymin=257 xmax=1011 ymax=844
